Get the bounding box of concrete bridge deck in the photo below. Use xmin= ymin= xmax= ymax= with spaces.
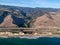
xmin=0 ymin=28 xmax=37 ymax=32
xmin=0 ymin=28 xmax=37 ymax=30
xmin=0 ymin=27 xmax=60 ymax=32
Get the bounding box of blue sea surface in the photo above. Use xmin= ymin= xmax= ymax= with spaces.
xmin=0 ymin=37 xmax=60 ymax=45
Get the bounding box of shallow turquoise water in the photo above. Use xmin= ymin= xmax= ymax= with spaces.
xmin=0 ymin=37 xmax=60 ymax=45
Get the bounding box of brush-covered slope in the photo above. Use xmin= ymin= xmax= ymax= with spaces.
xmin=0 ymin=15 xmax=17 ymax=28
xmin=0 ymin=5 xmax=60 ymax=28
xmin=33 ymin=12 xmax=60 ymax=27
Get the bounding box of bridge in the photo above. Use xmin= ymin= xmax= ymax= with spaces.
xmin=0 ymin=28 xmax=37 ymax=34
xmin=0 ymin=27 xmax=60 ymax=35
xmin=0 ymin=27 xmax=60 ymax=32
xmin=0 ymin=27 xmax=60 ymax=30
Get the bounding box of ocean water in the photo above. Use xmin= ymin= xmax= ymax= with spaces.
xmin=0 ymin=37 xmax=60 ymax=45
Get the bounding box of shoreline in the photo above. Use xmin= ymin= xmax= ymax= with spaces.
xmin=0 ymin=35 xmax=60 ymax=39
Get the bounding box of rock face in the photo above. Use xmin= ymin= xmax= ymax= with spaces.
xmin=0 ymin=15 xmax=17 ymax=28
xmin=33 ymin=13 xmax=60 ymax=28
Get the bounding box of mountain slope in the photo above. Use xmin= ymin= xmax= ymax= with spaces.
xmin=0 ymin=15 xmax=17 ymax=28
xmin=33 ymin=12 xmax=60 ymax=28
xmin=0 ymin=5 xmax=60 ymax=28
